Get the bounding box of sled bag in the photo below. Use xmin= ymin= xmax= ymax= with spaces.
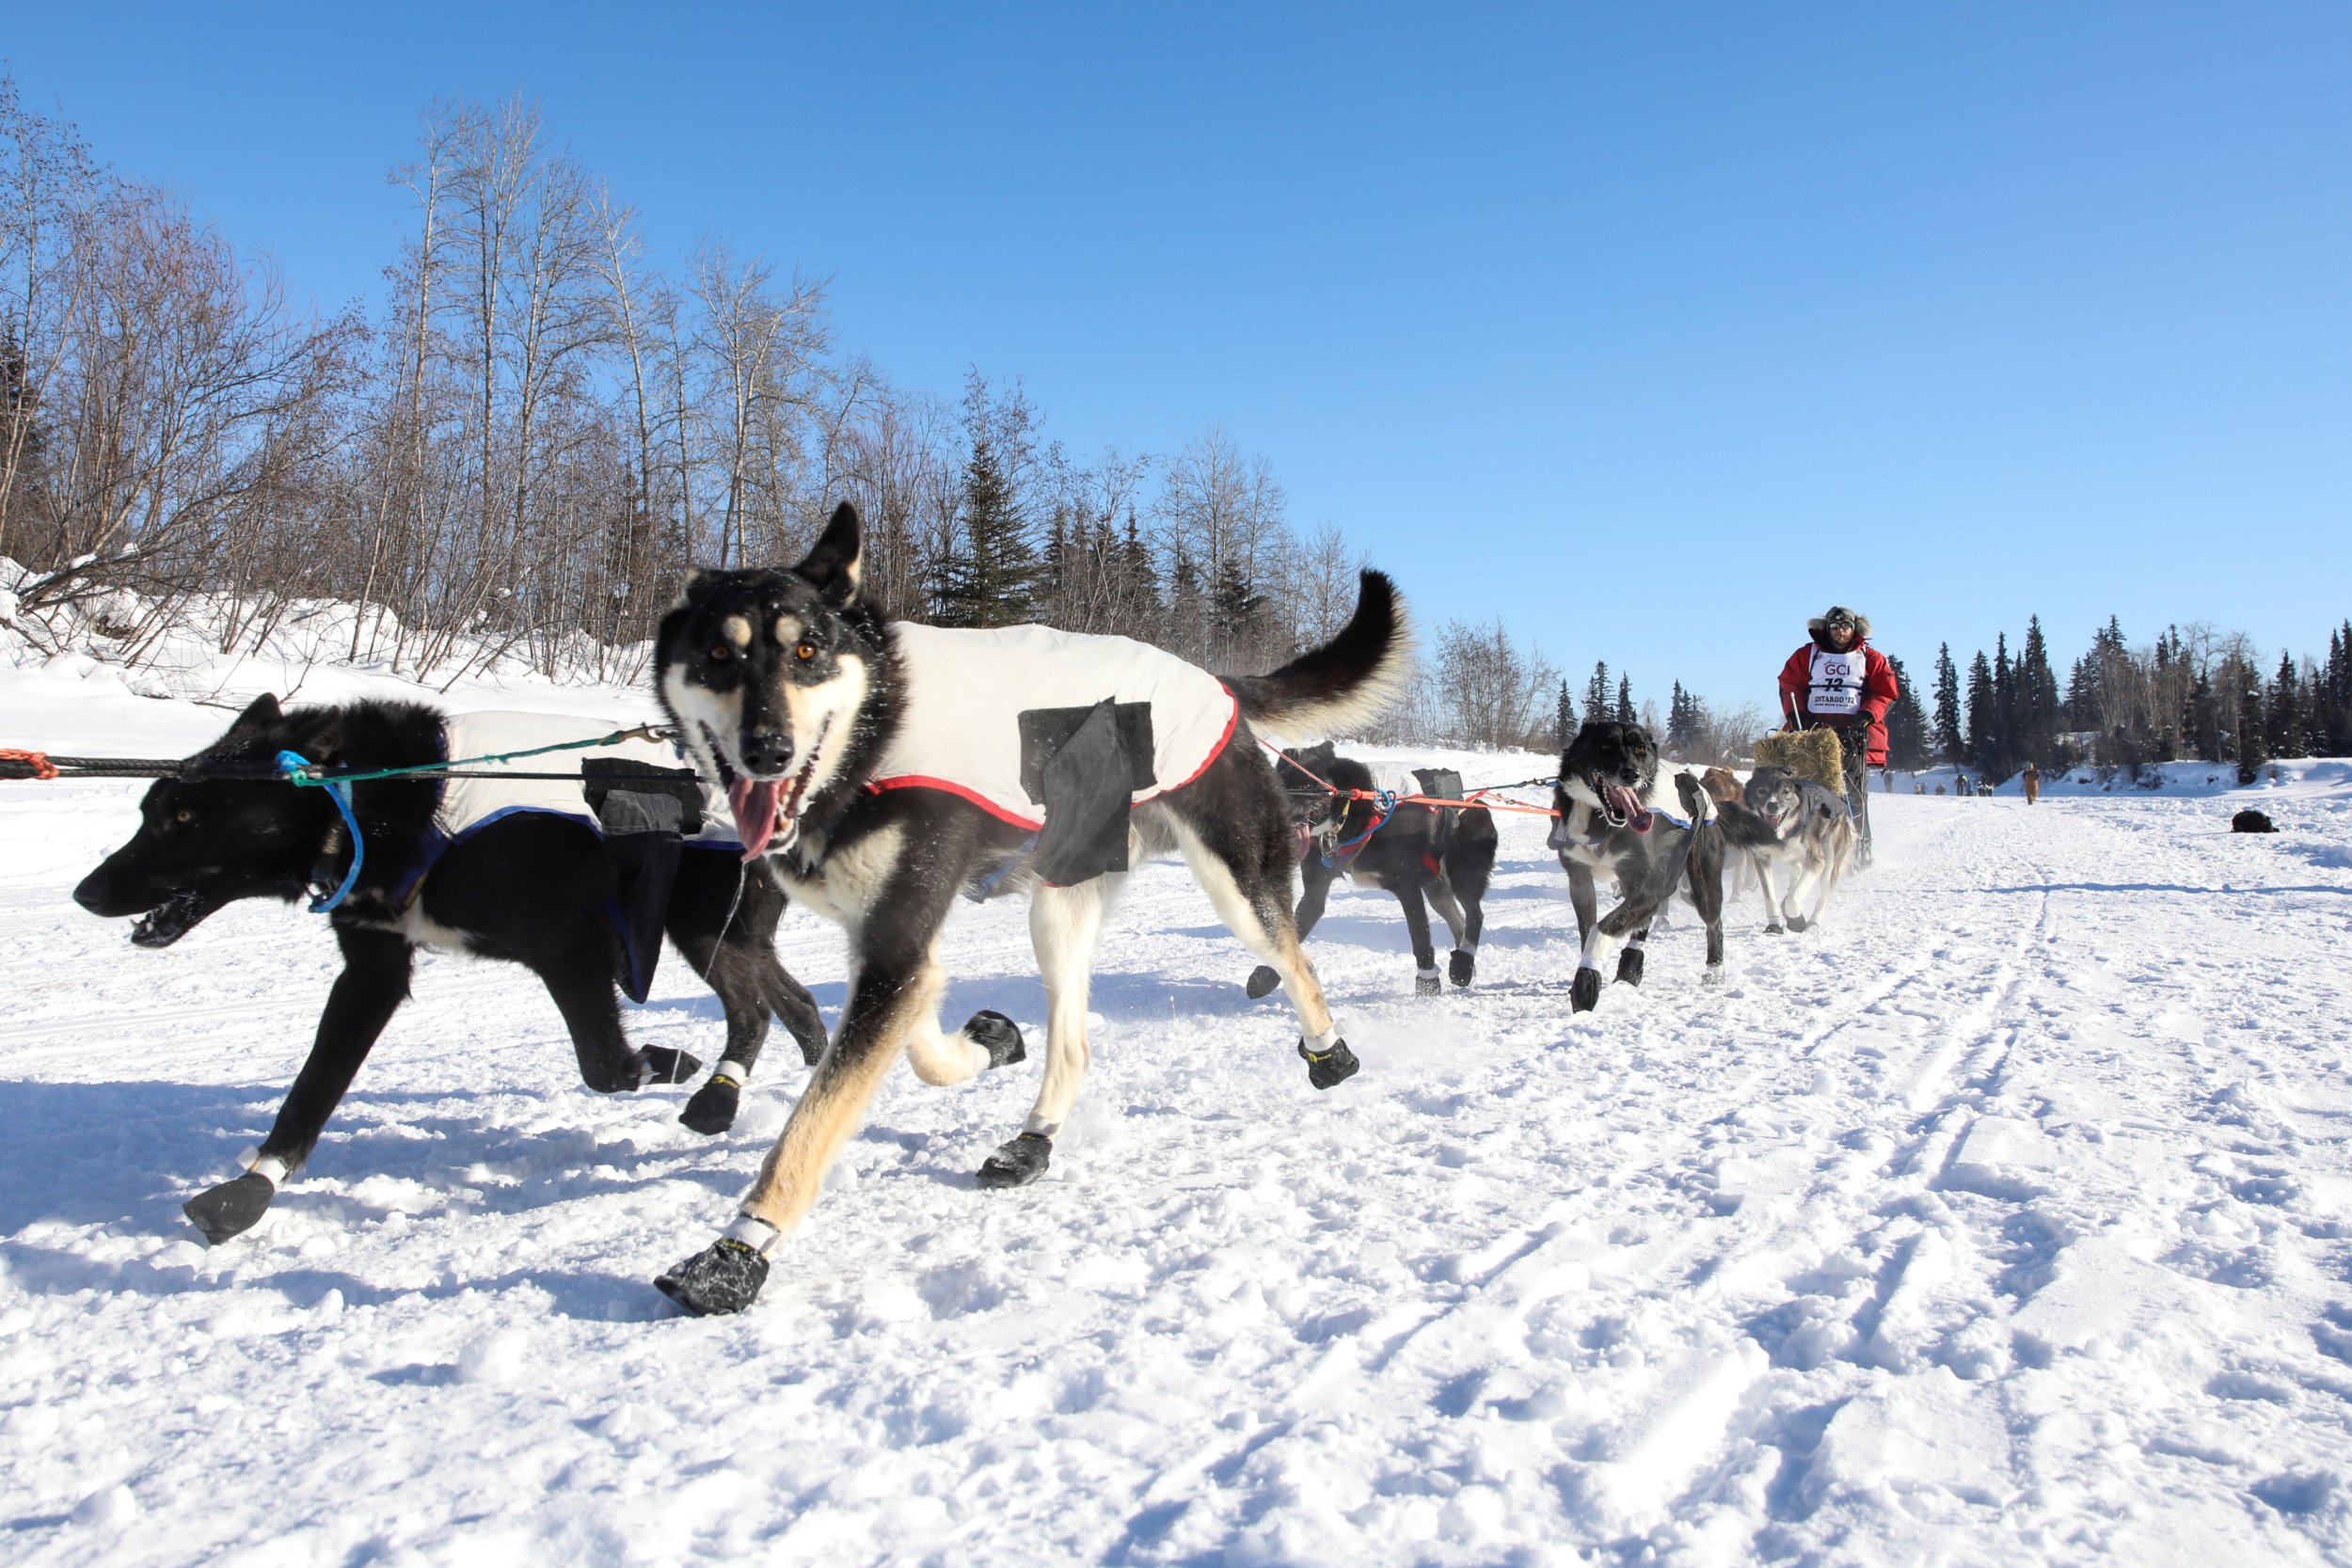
xmin=596 ymin=778 xmax=687 ymax=1004
xmin=1025 ymin=699 xmax=1142 ymax=887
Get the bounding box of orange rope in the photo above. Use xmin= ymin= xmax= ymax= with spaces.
xmin=0 ymin=749 xmax=60 ymax=782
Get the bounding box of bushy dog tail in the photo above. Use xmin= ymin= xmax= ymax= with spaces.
xmin=1223 ymin=570 xmax=1411 ymax=740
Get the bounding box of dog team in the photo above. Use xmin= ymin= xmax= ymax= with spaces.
xmin=67 ymin=504 xmax=1870 ymax=1316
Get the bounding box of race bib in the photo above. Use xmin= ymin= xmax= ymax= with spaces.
xmin=1809 ymin=650 xmax=1862 ymax=715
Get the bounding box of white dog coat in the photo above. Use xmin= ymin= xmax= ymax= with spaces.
xmin=867 ymin=623 xmax=1239 ymax=829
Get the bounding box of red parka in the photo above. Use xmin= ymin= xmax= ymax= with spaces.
xmin=1778 ymin=635 xmax=1899 ymax=766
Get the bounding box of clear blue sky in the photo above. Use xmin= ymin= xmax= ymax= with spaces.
xmin=8 ymin=3 xmax=2347 ymax=711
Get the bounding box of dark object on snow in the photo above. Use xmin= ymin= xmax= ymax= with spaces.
xmin=183 ymin=1171 xmax=278 ymax=1245
xmin=657 ymin=1238 xmax=771 ymax=1317
xmin=977 ymin=1131 xmax=1054 ymax=1188
xmin=2232 ymin=809 xmax=2278 ymax=834
xmin=1298 ymin=1036 xmax=1361 ymax=1089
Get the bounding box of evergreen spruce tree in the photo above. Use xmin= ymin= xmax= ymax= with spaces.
xmin=1583 ymin=662 xmax=1613 ymax=726
xmin=1932 ymin=643 xmax=1964 ymax=764
xmin=2269 ymin=651 xmax=2305 ymax=759
xmin=2020 ymin=615 xmax=2060 ymax=764
xmin=1556 ymin=679 xmax=1574 ymax=752
xmin=1992 ymin=633 xmax=2017 ymax=779
xmin=2191 ymin=668 xmax=2220 ymax=762
xmin=2236 ymin=665 xmax=2270 ymax=784
xmin=1667 ymin=681 xmax=1698 ymax=752
xmin=934 ymin=429 xmax=1040 ymax=628
xmin=1614 ymin=674 xmax=1636 ymax=726
xmin=1965 ymin=650 xmax=1996 ymax=773
xmin=1209 ymin=552 xmax=1267 ymax=668
xmin=1883 ymin=656 xmax=1931 ymax=772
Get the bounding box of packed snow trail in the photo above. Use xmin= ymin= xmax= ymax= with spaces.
xmin=3 ymin=691 xmax=2350 ymax=1562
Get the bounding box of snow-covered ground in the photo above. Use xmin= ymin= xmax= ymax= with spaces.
xmin=6 ymin=653 xmax=2352 ymax=1566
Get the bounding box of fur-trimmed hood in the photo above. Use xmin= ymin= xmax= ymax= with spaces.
xmin=1807 ymin=607 xmax=1872 ymax=642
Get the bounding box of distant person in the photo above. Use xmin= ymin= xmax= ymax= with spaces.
xmin=2023 ymin=763 xmax=2041 ymax=805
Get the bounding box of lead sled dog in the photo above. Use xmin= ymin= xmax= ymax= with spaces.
xmin=651 ymin=502 xmax=1410 ymax=1316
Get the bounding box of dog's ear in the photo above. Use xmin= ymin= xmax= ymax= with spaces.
xmin=794 ymin=502 xmax=863 ymax=608
xmin=675 ymin=568 xmax=723 ymax=610
xmin=227 ymin=693 xmax=282 ymax=736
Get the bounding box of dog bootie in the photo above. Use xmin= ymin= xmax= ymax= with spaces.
xmin=1571 ymin=968 xmax=1603 ymax=1013
xmin=1245 ymin=965 xmax=1283 ymax=1000
xmin=968 ymin=1011 xmax=1025 ymax=1069
xmin=184 ymin=1171 xmax=277 ymax=1245
xmin=1417 ymin=970 xmax=1443 ymax=996
xmin=1615 ymin=948 xmax=1645 ymax=988
xmin=656 ymin=1237 xmax=771 ymax=1316
xmin=1448 ymin=949 xmax=1476 ymax=988
xmin=1297 ymin=1037 xmax=1360 ymax=1090
xmin=635 ymin=1045 xmax=703 ymax=1087
xmin=977 ymin=1132 xmax=1053 ymax=1188
xmin=679 ymin=1071 xmax=742 ymax=1135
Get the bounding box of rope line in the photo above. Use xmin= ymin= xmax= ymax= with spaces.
xmin=0 ymin=724 xmax=685 ymax=786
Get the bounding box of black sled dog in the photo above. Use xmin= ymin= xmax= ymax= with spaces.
xmin=72 ymin=695 xmax=828 ymax=1245
xmin=649 ymin=502 xmax=1409 ymax=1316
xmin=1251 ymin=743 xmax=1498 ymax=996
xmin=1546 ymin=721 xmax=1727 ymax=1012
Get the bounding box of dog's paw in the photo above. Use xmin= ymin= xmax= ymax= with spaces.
xmin=183 ymin=1171 xmax=276 ymax=1245
xmin=1245 ymin=965 xmax=1283 ymax=1000
xmin=678 ymin=1073 xmax=741 ymax=1135
xmin=636 ymin=1046 xmax=703 ymax=1087
xmin=1787 ymin=915 xmax=1809 ymax=934
xmin=967 ymin=1010 xmax=1025 ymax=1069
xmin=1615 ymin=949 xmax=1645 ymax=988
xmin=784 ymin=1012 xmax=829 ymax=1067
xmin=1702 ymin=965 xmax=1725 ymax=987
xmin=1571 ymin=968 xmax=1602 ymax=1013
xmin=1449 ymin=949 xmax=1476 ymax=988
xmin=1416 ymin=971 xmax=1443 ymax=996
xmin=1763 ymin=924 xmax=1786 ymax=936
xmin=977 ymin=1132 xmax=1053 ymax=1188
xmin=656 ymin=1238 xmax=770 ymax=1316
xmin=1298 ymin=1037 xmax=1360 ymax=1090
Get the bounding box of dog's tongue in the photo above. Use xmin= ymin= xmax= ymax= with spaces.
xmin=730 ymin=778 xmax=782 ymax=860
xmin=1607 ymin=784 xmax=1655 ymax=834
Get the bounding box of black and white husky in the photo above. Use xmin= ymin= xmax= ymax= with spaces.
xmin=72 ymin=695 xmax=826 ymax=1244
xmin=649 ymin=502 xmax=1409 ymax=1316
xmin=1546 ymin=721 xmax=1726 ymax=1012
xmin=1710 ymin=765 xmax=1855 ymax=933
xmin=1254 ymin=743 xmax=1497 ymax=996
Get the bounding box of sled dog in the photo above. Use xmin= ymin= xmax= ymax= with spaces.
xmin=1254 ymin=743 xmax=1497 ymax=996
xmin=650 ymin=502 xmax=1408 ymax=1316
xmin=1546 ymin=721 xmax=1726 ymax=1012
xmin=1707 ymin=765 xmax=1856 ymax=934
xmin=72 ymin=695 xmax=826 ymax=1244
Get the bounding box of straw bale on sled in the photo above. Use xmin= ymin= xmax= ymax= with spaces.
xmin=1753 ymin=728 xmax=1845 ymax=794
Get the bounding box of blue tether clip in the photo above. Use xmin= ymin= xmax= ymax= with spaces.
xmin=1322 ymin=789 xmax=1400 ymax=868
xmin=278 ymin=750 xmax=362 ymax=913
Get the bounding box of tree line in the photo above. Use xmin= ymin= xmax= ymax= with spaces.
xmin=1914 ymin=616 xmax=2352 ymax=784
xmin=0 ymin=84 xmax=1366 ymax=687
